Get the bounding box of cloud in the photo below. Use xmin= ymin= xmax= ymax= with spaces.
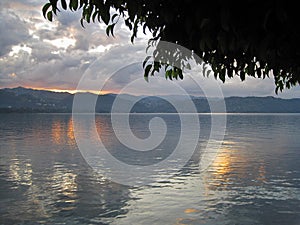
xmin=0 ymin=0 xmax=299 ymax=98
xmin=0 ymin=0 xmax=134 ymax=90
xmin=56 ymin=10 xmax=81 ymax=26
xmin=0 ymin=10 xmax=30 ymax=56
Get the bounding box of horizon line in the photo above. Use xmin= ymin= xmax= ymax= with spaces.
xmin=1 ymin=85 xmax=298 ymax=99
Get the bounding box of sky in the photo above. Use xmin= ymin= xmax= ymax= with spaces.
xmin=1 ymin=0 xmax=300 ymax=98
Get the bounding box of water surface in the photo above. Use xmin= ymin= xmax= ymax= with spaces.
xmin=0 ymin=113 xmax=299 ymax=224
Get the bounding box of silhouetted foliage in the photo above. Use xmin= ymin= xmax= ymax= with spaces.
xmin=43 ymin=0 xmax=300 ymax=92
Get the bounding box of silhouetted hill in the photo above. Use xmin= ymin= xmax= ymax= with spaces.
xmin=224 ymin=96 xmax=300 ymax=113
xmin=0 ymin=87 xmax=300 ymax=113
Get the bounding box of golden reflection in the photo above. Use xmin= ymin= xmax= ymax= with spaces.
xmin=67 ymin=118 xmax=75 ymax=145
xmin=172 ymin=208 xmax=202 ymax=224
xmin=25 ymin=185 xmax=50 ymax=219
xmin=52 ymin=120 xmax=62 ymax=144
xmin=184 ymin=208 xmax=200 ymax=214
xmin=204 ymin=141 xmax=268 ymax=192
xmin=204 ymin=147 xmax=238 ymax=190
xmin=95 ymin=116 xmax=114 ymax=146
xmin=212 ymin=152 xmax=232 ymax=176
xmin=174 ymin=217 xmax=197 ymax=225
xmin=257 ymin=161 xmax=266 ymax=183
xmin=7 ymin=157 xmax=51 ymax=219
xmin=52 ymin=166 xmax=78 ymax=203
xmin=8 ymin=158 xmax=32 ymax=186
xmin=51 ymin=117 xmax=76 ymax=146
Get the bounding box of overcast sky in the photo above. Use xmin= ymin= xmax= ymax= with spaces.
xmin=1 ymin=0 xmax=300 ymax=98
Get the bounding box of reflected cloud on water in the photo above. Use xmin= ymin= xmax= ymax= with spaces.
xmin=0 ymin=114 xmax=299 ymax=224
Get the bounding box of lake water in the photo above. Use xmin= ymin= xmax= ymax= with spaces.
xmin=0 ymin=113 xmax=300 ymax=225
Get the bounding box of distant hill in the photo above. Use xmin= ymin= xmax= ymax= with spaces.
xmin=0 ymin=87 xmax=300 ymax=113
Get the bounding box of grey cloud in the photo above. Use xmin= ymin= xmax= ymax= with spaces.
xmin=0 ymin=50 xmax=34 ymax=80
xmin=29 ymin=41 xmax=61 ymax=61
xmin=0 ymin=1 xmax=109 ymax=90
xmin=72 ymin=34 xmax=90 ymax=51
xmin=0 ymin=10 xmax=30 ymax=56
xmin=57 ymin=10 xmax=81 ymax=26
xmin=220 ymin=77 xmax=275 ymax=97
xmin=15 ymin=50 xmax=98 ymax=90
xmin=35 ymin=25 xmax=70 ymax=41
xmin=11 ymin=0 xmax=41 ymax=7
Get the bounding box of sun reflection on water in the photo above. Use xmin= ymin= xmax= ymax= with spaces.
xmin=8 ymin=158 xmax=32 ymax=186
xmin=204 ymin=140 xmax=270 ymax=192
xmin=51 ymin=117 xmax=76 ymax=146
xmin=52 ymin=165 xmax=78 ymax=204
xmin=51 ymin=120 xmax=62 ymax=145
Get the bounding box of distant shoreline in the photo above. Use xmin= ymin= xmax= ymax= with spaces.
xmin=2 ymin=111 xmax=300 ymax=115
xmin=1 ymin=87 xmax=300 ymax=113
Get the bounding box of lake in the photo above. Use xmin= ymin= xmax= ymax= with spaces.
xmin=0 ymin=113 xmax=300 ymax=225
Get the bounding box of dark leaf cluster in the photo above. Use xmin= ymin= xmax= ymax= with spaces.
xmin=43 ymin=0 xmax=300 ymax=92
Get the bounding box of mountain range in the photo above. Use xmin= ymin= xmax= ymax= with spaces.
xmin=1 ymin=86 xmax=300 ymax=113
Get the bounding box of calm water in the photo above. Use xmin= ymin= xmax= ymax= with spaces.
xmin=0 ymin=113 xmax=300 ymax=225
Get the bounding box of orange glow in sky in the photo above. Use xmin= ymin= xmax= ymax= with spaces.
xmin=20 ymin=86 xmax=116 ymax=95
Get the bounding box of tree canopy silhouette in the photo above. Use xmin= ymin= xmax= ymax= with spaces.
xmin=43 ymin=0 xmax=300 ymax=92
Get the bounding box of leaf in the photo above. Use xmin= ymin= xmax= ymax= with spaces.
xmin=49 ymin=0 xmax=58 ymax=15
xmin=185 ymin=63 xmax=191 ymax=70
xmin=203 ymin=65 xmax=208 ymax=76
xmin=249 ymin=62 xmax=255 ymax=76
xmin=178 ymin=70 xmax=183 ymax=79
xmin=166 ymin=69 xmax=172 ymax=79
xmin=61 ymin=0 xmax=67 ymax=10
xmin=42 ymin=3 xmax=51 ymax=18
xmin=152 ymin=61 xmax=160 ymax=76
xmin=86 ymin=11 xmax=91 ymax=23
xmin=100 ymin=6 xmax=110 ymax=25
xmin=112 ymin=13 xmax=118 ymax=22
xmin=144 ymin=64 xmax=152 ymax=78
xmin=240 ymin=71 xmax=245 ymax=81
xmin=70 ymin=0 xmax=78 ymax=11
xmin=143 ymin=56 xmax=151 ymax=68
xmin=131 ymin=19 xmax=139 ymax=43
xmin=146 ymin=44 xmax=151 ymax=53
xmin=275 ymin=86 xmax=279 ymax=94
xmin=105 ymin=23 xmax=116 ymax=37
xmin=172 ymin=68 xmax=179 ymax=79
xmin=80 ymin=18 xmax=85 ymax=27
xmin=106 ymin=24 xmax=111 ymax=36
xmin=130 ymin=34 xmax=134 ymax=43
xmin=92 ymin=11 xmax=98 ymax=23
xmin=110 ymin=23 xmax=116 ymax=36
xmin=125 ymin=19 xmax=132 ymax=30
xmin=127 ymin=1 xmax=137 ymax=21
xmin=227 ymin=67 xmax=233 ymax=78
xmin=79 ymin=0 xmax=85 ymax=8
xmin=207 ymin=70 xmax=212 ymax=76
xmin=219 ymin=69 xmax=226 ymax=82
xmin=47 ymin=11 xmax=53 ymax=21
xmin=143 ymin=23 xmax=147 ymax=34
xmin=154 ymin=61 xmax=161 ymax=69
xmin=257 ymin=68 xmax=262 ymax=78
